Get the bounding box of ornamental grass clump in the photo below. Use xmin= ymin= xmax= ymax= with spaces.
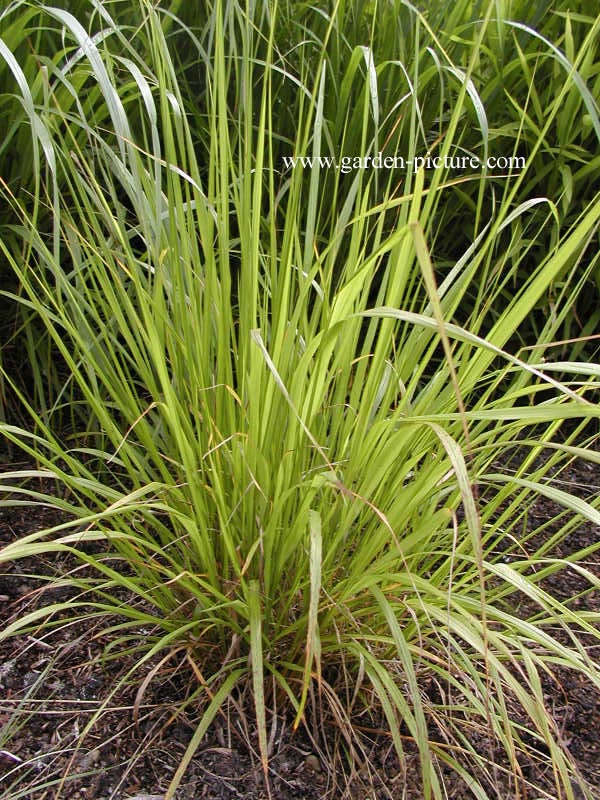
xmin=1 ymin=1 xmax=600 ymax=798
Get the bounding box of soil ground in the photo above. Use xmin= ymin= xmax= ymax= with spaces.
xmin=1 ymin=445 xmax=600 ymax=800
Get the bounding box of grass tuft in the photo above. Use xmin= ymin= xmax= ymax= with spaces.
xmin=1 ymin=1 xmax=599 ymax=798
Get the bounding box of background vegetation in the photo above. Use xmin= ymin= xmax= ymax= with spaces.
xmin=1 ymin=1 xmax=599 ymax=798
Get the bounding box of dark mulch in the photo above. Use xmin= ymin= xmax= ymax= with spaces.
xmin=1 ymin=447 xmax=600 ymax=800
